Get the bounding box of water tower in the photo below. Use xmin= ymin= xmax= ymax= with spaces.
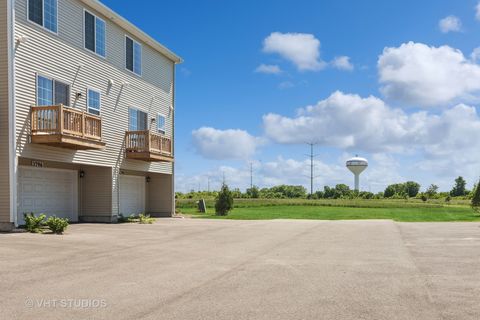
xmin=346 ymin=155 xmax=368 ymax=191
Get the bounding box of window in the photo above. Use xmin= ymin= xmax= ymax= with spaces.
xmin=36 ymin=75 xmax=69 ymax=106
xmin=125 ymin=36 xmax=142 ymax=75
xmin=28 ymin=0 xmax=57 ymax=33
xmin=128 ymin=108 xmax=147 ymax=131
xmin=157 ymin=114 xmax=166 ymax=134
xmin=84 ymin=11 xmax=106 ymax=57
xmin=87 ymin=89 xmax=101 ymax=115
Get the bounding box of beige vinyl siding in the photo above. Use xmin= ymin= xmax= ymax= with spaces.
xmin=14 ymin=0 xmax=174 ymax=175
xmin=81 ymin=166 xmax=113 ymax=222
xmin=147 ymin=173 xmax=173 ymax=217
xmin=0 ymin=0 xmax=11 ymax=224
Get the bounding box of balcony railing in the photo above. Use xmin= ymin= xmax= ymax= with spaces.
xmin=125 ymin=130 xmax=173 ymax=162
xmin=31 ymin=105 xmax=105 ymax=150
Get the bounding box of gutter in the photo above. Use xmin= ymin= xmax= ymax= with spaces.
xmin=7 ymin=0 xmax=17 ymax=227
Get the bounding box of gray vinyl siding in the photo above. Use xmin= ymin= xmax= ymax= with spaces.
xmin=14 ymin=0 xmax=174 ymax=175
xmin=0 ymin=0 xmax=11 ymax=223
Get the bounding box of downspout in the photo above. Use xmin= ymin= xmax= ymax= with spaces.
xmin=171 ymin=61 xmax=176 ymax=216
xmin=7 ymin=0 xmax=17 ymax=227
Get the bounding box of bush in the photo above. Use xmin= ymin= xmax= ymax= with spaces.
xmin=23 ymin=213 xmax=46 ymax=233
xmin=45 ymin=216 xmax=69 ymax=234
xmin=215 ymin=183 xmax=234 ymax=216
xmin=421 ymin=194 xmax=428 ymax=202
xmin=471 ymin=180 xmax=480 ymax=215
xmin=138 ymin=213 xmax=155 ymax=224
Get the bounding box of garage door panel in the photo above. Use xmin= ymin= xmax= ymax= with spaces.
xmin=17 ymin=167 xmax=78 ymax=225
xmin=119 ymin=175 xmax=146 ymax=216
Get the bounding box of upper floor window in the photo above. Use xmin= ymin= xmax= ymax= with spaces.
xmin=128 ymin=108 xmax=147 ymax=131
xmin=84 ymin=10 xmax=106 ymax=57
xmin=157 ymin=114 xmax=166 ymax=134
xmin=87 ymin=89 xmax=101 ymax=115
xmin=37 ymin=75 xmax=70 ymax=106
xmin=125 ymin=36 xmax=142 ymax=76
xmin=28 ymin=0 xmax=58 ymax=33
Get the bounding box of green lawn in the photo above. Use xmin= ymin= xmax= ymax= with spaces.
xmin=180 ymin=205 xmax=480 ymax=222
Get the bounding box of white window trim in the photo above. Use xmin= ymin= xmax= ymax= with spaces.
xmin=26 ymin=0 xmax=59 ymax=35
xmin=156 ymin=113 xmax=166 ymax=134
xmin=35 ymin=72 xmax=71 ymax=106
xmin=86 ymin=87 xmax=102 ymax=115
xmin=125 ymin=35 xmax=142 ymax=77
xmin=83 ymin=9 xmax=107 ymax=59
xmin=128 ymin=107 xmax=148 ymax=131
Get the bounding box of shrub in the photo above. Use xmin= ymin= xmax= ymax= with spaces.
xmin=45 ymin=216 xmax=69 ymax=234
xmin=421 ymin=194 xmax=428 ymax=202
xmin=215 ymin=183 xmax=234 ymax=216
xmin=23 ymin=213 xmax=46 ymax=233
xmin=138 ymin=213 xmax=155 ymax=224
xmin=471 ymin=180 xmax=480 ymax=215
xmin=445 ymin=195 xmax=451 ymax=203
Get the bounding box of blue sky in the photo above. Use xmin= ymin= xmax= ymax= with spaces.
xmin=101 ymin=0 xmax=480 ymax=193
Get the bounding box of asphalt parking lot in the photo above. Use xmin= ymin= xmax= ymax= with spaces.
xmin=1 ymin=219 xmax=479 ymax=320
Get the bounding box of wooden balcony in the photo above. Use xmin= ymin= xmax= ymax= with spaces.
xmin=31 ymin=105 xmax=105 ymax=150
xmin=125 ymin=130 xmax=173 ymax=162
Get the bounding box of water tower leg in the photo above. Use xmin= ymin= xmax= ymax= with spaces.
xmin=354 ymin=174 xmax=360 ymax=191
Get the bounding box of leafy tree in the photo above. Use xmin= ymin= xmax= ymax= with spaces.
xmin=425 ymin=184 xmax=439 ymax=198
xmin=215 ymin=183 xmax=234 ymax=216
xmin=246 ymin=186 xmax=259 ymax=198
xmin=404 ymin=181 xmax=421 ymax=197
xmin=471 ymin=179 xmax=480 ymax=215
xmin=450 ymin=176 xmax=467 ymax=197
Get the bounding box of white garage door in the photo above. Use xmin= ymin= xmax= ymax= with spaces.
xmin=119 ymin=175 xmax=146 ymax=216
xmin=17 ymin=166 xmax=78 ymax=225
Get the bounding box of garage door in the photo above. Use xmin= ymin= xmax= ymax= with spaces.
xmin=119 ymin=175 xmax=146 ymax=216
xmin=17 ymin=166 xmax=78 ymax=225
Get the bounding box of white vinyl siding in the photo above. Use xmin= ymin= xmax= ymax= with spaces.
xmin=126 ymin=36 xmax=142 ymax=76
xmin=28 ymin=0 xmax=58 ymax=33
xmin=14 ymin=0 xmax=174 ymax=176
xmin=84 ymin=10 xmax=106 ymax=57
xmin=87 ymin=88 xmax=101 ymax=115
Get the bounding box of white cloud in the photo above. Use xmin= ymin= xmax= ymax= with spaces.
xmin=262 ymin=91 xmax=480 ymax=171
xmin=471 ymin=47 xmax=480 ymax=62
xmin=476 ymin=2 xmax=480 ymax=20
xmin=439 ymin=15 xmax=462 ymax=33
xmin=331 ymin=56 xmax=354 ymax=71
xmin=191 ymin=127 xmax=263 ymax=160
xmin=278 ymin=81 xmax=295 ymax=89
xmin=378 ymin=42 xmax=480 ymax=107
xmin=255 ymin=64 xmax=282 ymax=74
xmin=262 ymin=32 xmax=326 ymax=71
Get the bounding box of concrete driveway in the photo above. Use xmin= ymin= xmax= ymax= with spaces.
xmin=1 ymin=219 xmax=479 ymax=320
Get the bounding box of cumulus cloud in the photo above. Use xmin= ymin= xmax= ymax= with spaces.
xmin=439 ymin=15 xmax=462 ymax=33
xmin=378 ymin=42 xmax=480 ymax=107
xmin=262 ymin=32 xmax=326 ymax=71
xmin=255 ymin=64 xmax=282 ymax=74
xmin=476 ymin=2 xmax=480 ymax=20
xmin=191 ymin=127 xmax=263 ymax=160
xmin=331 ymin=56 xmax=354 ymax=71
xmin=263 ymin=91 xmax=480 ymax=164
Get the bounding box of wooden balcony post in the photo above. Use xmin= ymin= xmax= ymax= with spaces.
xmin=147 ymin=131 xmax=151 ymax=152
xmin=82 ymin=112 xmax=85 ymax=138
xmin=59 ymin=104 xmax=64 ymax=135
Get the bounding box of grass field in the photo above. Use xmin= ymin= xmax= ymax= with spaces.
xmin=177 ymin=198 xmax=480 ymax=222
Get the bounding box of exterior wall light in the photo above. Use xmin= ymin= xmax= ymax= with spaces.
xmin=79 ymin=170 xmax=85 ymax=178
xmin=146 ymin=176 xmax=151 ymax=183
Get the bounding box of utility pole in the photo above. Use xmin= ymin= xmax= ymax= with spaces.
xmin=250 ymin=162 xmax=253 ymax=189
xmin=306 ymin=143 xmax=319 ymax=197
